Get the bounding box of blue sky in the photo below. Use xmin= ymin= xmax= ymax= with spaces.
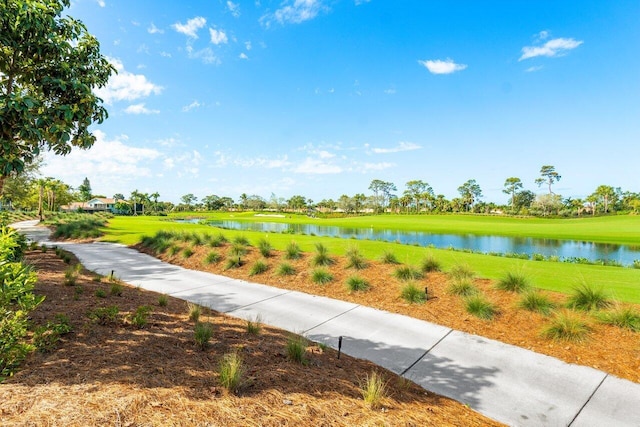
xmin=42 ymin=0 xmax=640 ymax=204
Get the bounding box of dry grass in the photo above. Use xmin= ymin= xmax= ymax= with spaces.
xmin=0 ymin=250 xmax=501 ymax=427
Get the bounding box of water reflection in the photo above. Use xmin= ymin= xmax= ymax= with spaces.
xmin=193 ymin=220 xmax=639 ymax=266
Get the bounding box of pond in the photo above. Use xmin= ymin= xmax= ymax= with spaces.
xmin=185 ymin=219 xmax=640 ymax=266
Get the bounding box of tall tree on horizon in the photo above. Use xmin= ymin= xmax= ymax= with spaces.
xmin=535 ymin=165 xmax=561 ymax=195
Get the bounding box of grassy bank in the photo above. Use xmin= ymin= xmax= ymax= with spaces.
xmin=100 ymin=216 xmax=640 ymax=303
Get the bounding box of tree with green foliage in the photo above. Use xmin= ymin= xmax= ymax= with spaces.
xmin=502 ymin=177 xmax=523 ymax=211
xmin=590 ymin=185 xmax=619 ymax=214
xmin=287 ymin=195 xmax=307 ymax=212
xmin=535 ymin=165 xmax=561 ymax=195
xmin=202 ymin=194 xmax=223 ymax=211
xmin=180 ymin=193 xmax=197 ymax=210
xmin=0 ymin=0 xmax=114 ymax=196
xmin=368 ymin=179 xmax=396 ymax=213
xmin=405 ymin=180 xmax=433 ymax=213
xmin=457 ymin=179 xmax=482 ymax=212
xmin=77 ymin=177 xmax=92 ymax=201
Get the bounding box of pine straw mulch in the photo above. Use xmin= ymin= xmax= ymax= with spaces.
xmin=0 ymin=250 xmax=501 ymax=427
xmin=139 ymin=241 xmax=640 ymax=384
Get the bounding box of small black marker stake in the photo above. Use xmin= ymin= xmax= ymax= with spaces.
xmin=424 ymin=286 xmax=428 ymax=300
xmin=338 ymin=336 xmax=343 ymax=359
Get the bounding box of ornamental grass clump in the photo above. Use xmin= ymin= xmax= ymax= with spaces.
xmin=203 ymin=251 xmax=222 ymax=265
xmin=257 ymin=238 xmax=273 ymax=257
xmin=232 ymin=235 xmax=250 ymax=246
xmin=420 ymin=254 xmax=441 ymax=273
xmin=194 ymin=321 xmax=214 ymax=350
xmin=393 ymin=265 xmax=423 ymax=281
xmin=449 ymin=264 xmax=475 ymax=281
xmin=187 ymin=302 xmax=202 ymax=322
xmin=541 ymin=310 xmax=591 ymax=342
xmin=311 ymin=268 xmax=333 ymax=285
xmin=218 ymin=352 xmax=244 ymax=394
xmin=597 ymin=306 xmax=640 ymax=332
xmin=495 ymin=270 xmax=531 ymax=293
xmin=224 ymin=256 xmax=244 ymax=270
xmin=345 ymin=245 xmax=368 ymax=270
xmin=346 ymin=275 xmax=370 ymax=292
xmin=400 ymin=282 xmax=427 ymax=304
xmin=286 ymin=335 xmax=309 ymax=365
xmin=518 ymin=290 xmax=556 ymax=315
xmin=360 ymin=371 xmax=388 ymax=409
xmin=379 ymin=250 xmax=400 ymax=265
xmin=228 ymin=242 xmax=248 ymax=257
xmin=276 ymin=262 xmax=296 ymax=276
xmin=566 ymin=283 xmax=611 ymax=311
xmin=248 ymin=259 xmax=269 ymax=276
xmin=63 ymin=263 xmax=82 ymax=286
xmin=209 ymin=233 xmax=227 ymax=248
xmin=129 ymin=305 xmax=152 ymax=328
xmin=311 ymin=242 xmax=334 ymax=267
xmin=284 ymin=241 xmax=302 ymax=260
xmin=447 ymin=278 xmax=479 ymax=297
xmin=246 ymin=315 xmax=262 ymax=335
xmin=181 ymin=247 xmax=194 ymax=259
xmin=464 ymin=294 xmax=499 ymax=320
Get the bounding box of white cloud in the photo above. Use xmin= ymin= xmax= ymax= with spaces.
xmin=182 ymin=100 xmax=202 ymax=112
xmin=418 ymin=58 xmax=467 ymax=74
xmin=160 ymin=51 xmax=172 ymax=58
xmin=235 ymin=155 xmax=291 ymax=169
xmin=354 ymin=0 xmax=371 ymax=5
xmin=124 ymin=103 xmax=160 ymax=115
xmin=360 ymin=162 xmax=395 ymax=171
xmin=384 ymin=88 xmax=396 ymax=95
xmin=519 ymin=37 xmax=583 ymax=61
xmin=172 ymin=16 xmax=206 ymax=38
xmin=261 ymin=0 xmax=327 ymax=27
xmin=96 ymin=0 xmax=105 ymax=7
xmin=245 ymin=41 xmax=252 ymax=50
xmin=372 ymin=141 xmax=421 ymax=154
xmin=537 ymin=30 xmax=550 ymax=41
xmin=209 ymin=28 xmax=228 ymax=45
xmin=525 ymin=65 xmax=544 ymax=73
xmin=187 ymin=46 xmax=219 ymax=64
xmin=148 ymin=23 xmax=164 ymax=34
xmin=41 ymin=130 xmax=161 ymax=184
xmin=94 ymin=58 xmax=163 ymax=104
xmin=227 ymin=1 xmax=240 ymax=17
xmin=239 ymin=53 xmax=249 ymax=60
xmin=292 ymin=158 xmax=342 ymax=174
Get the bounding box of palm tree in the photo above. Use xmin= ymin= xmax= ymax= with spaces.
xmin=150 ymin=192 xmax=160 ymax=213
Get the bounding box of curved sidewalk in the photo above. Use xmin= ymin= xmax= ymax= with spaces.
xmin=13 ymin=220 xmax=640 ymax=427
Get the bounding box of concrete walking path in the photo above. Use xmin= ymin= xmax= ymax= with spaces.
xmin=12 ymin=220 xmax=640 ymax=427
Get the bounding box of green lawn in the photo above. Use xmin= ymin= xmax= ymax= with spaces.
xmin=101 ymin=215 xmax=640 ymax=304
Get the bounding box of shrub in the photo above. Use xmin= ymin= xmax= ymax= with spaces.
xmin=566 ymin=283 xmax=611 ymax=311
xmin=276 ymin=262 xmax=296 ymax=276
xmin=32 ymin=314 xmax=72 ymax=353
xmin=518 ymin=290 xmax=556 ymax=315
xmin=311 ymin=242 xmax=334 ymax=266
xmin=249 ymin=259 xmax=269 ymax=276
xmin=597 ymin=306 xmax=640 ymax=332
xmin=393 ymin=265 xmax=423 ymax=281
xmin=228 ymin=242 xmax=248 ymax=257
xmin=257 ymin=238 xmax=273 ymax=257
xmin=379 ymin=250 xmax=400 ymax=265
xmin=218 ymin=352 xmax=244 ymax=393
xmin=449 ymin=264 xmax=475 ymax=281
xmin=542 ymin=310 xmax=591 ymax=342
xmin=286 ymin=335 xmax=309 ymax=365
xmin=168 ymin=245 xmax=181 ymax=256
xmin=87 ymin=306 xmax=120 ymax=325
xmin=284 ymin=241 xmax=302 ymax=260
xmin=64 ymin=263 xmax=82 ymax=286
xmin=447 ymin=278 xmax=479 ymax=297
xmin=246 ymin=315 xmax=262 ymax=335
xmin=345 ymin=246 xmax=368 ymax=270
xmin=194 ymin=322 xmax=214 ymax=350
xmin=224 ymin=256 xmax=244 ymax=270
xmin=346 ymin=275 xmax=370 ymax=292
xmin=158 ymin=294 xmax=169 ymax=307
xmin=360 ymin=371 xmax=387 ymax=409
xmin=400 ymin=282 xmax=426 ymax=304
xmin=420 ymin=254 xmax=441 ymax=273
xmin=187 ymin=302 xmax=202 ymax=322
xmin=129 ymin=305 xmax=152 ymax=328
xmin=209 ymin=233 xmax=227 ymax=247
xmin=203 ymin=251 xmax=222 ymax=265
xmin=464 ymin=294 xmax=499 ymax=320
xmin=95 ymin=289 xmax=106 ymax=298
xmin=311 ymin=268 xmax=333 ymax=285
xmin=495 ymin=270 xmax=531 ymax=293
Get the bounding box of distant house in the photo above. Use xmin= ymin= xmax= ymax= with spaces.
xmin=61 ymin=198 xmax=117 ymax=213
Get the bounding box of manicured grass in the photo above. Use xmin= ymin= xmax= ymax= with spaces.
xmin=100 ymin=216 xmax=640 ymax=303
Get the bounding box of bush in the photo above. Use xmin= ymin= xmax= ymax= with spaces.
xmin=32 ymin=314 xmax=72 ymax=353
xmin=566 ymin=283 xmax=611 ymax=311
xmin=311 ymin=268 xmax=333 ymax=285
xmin=542 ymin=310 xmax=591 ymax=342
xmin=447 ymin=278 xmax=479 ymax=297
xmin=286 ymin=335 xmax=309 ymax=365
xmin=248 ymin=259 xmax=269 ymax=276
xmin=346 ymin=275 xmax=370 ymax=292
xmin=400 ymin=282 xmax=426 ymax=304
xmin=276 ymin=262 xmax=296 ymax=276
xmin=168 ymin=245 xmax=181 ymax=256
xmin=110 ymin=282 xmax=124 ymax=296
xmin=95 ymin=289 xmax=106 ymax=298
xmin=449 ymin=264 xmax=475 ymax=281
xmin=218 ymin=352 xmax=244 ymax=393
xmin=158 ymin=294 xmax=169 ymax=307
xmin=464 ymin=294 xmax=499 ymax=320
xmin=257 ymin=238 xmax=273 ymax=257
xmin=420 ymin=254 xmax=441 ymax=273
xmin=379 ymin=250 xmax=401 ymax=265
xmin=50 ymin=216 xmax=106 ymax=240
xmin=393 ymin=265 xmax=423 ymax=281
xmin=194 ymin=322 xmax=214 ymax=350
xmin=181 ymin=247 xmax=194 ymax=259
xmin=597 ymin=306 xmax=640 ymax=332
xmin=209 ymin=233 xmax=227 ymax=247
xmin=284 ymin=241 xmax=302 ymax=260
xmin=129 ymin=305 xmax=152 ymax=328
xmin=518 ymin=291 xmax=556 ymax=315
xmin=311 ymin=243 xmax=334 ymax=267
xmin=495 ymin=270 xmax=531 ymax=293
xmin=232 ymin=235 xmax=250 ymax=246
xmin=360 ymin=371 xmax=387 ymax=409
xmin=246 ymin=315 xmax=262 ymax=335
xmin=87 ymin=306 xmax=120 ymax=325
xmin=345 ymin=246 xmax=368 ymax=270
xmin=188 ymin=302 xmax=202 ymax=322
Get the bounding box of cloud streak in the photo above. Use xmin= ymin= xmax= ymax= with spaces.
xmin=519 ymin=37 xmax=583 ymax=61
xmin=261 ymin=0 xmax=326 ymax=27
xmin=372 ymin=142 xmax=421 ymax=154
xmin=95 ymin=58 xmax=163 ymax=104
xmin=418 ymin=58 xmax=467 ymax=74
xmin=172 ymin=17 xmax=206 ymax=38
